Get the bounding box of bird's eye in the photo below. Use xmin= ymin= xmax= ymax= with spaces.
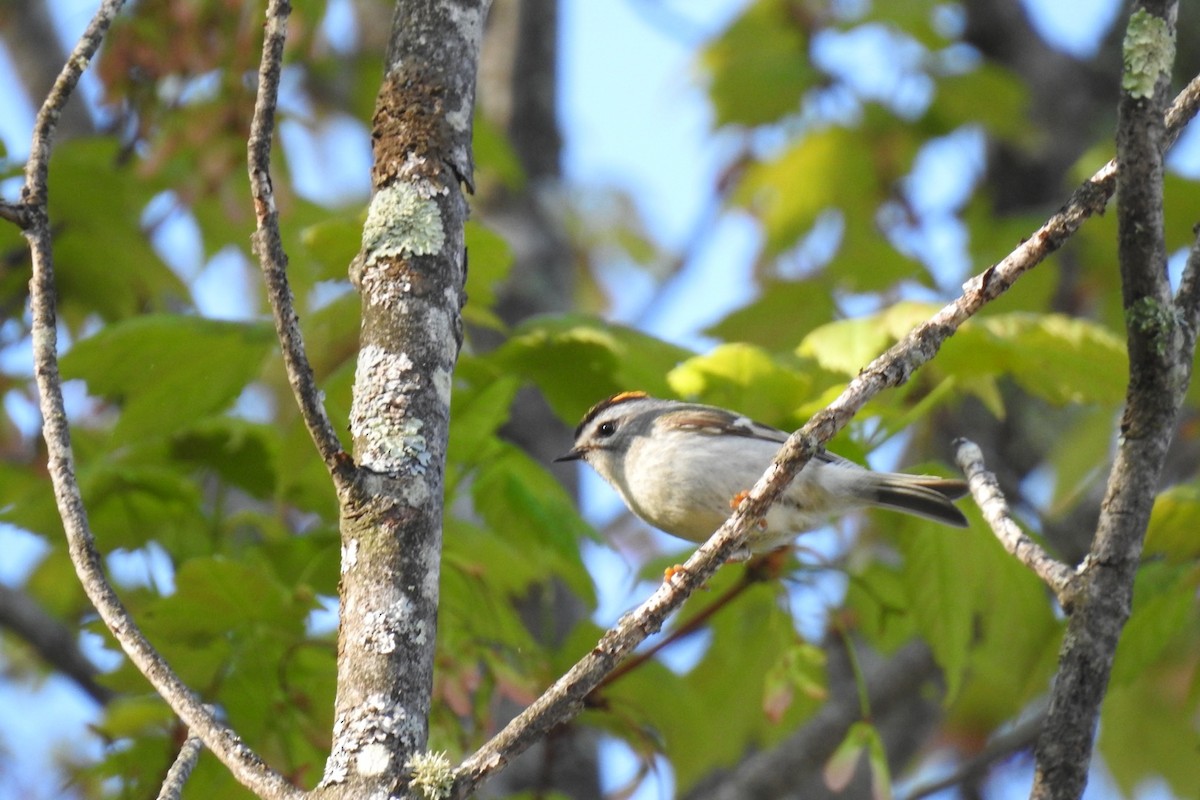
xmin=597 ymin=421 xmax=617 ymax=438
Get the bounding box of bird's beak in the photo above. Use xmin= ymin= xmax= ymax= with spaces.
xmin=554 ymin=447 xmax=585 ymax=463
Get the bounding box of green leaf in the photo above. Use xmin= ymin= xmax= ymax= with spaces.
xmin=82 ymin=463 xmax=207 ymax=554
xmin=472 ymin=114 xmax=526 ymax=191
xmin=170 ymin=418 xmax=281 ymax=499
xmin=798 ymin=302 xmax=939 ymax=374
xmin=924 ymin=64 xmax=1029 ymax=140
xmin=496 ymin=314 xmax=692 ymax=424
xmin=47 ymin=139 xmax=190 ymax=325
xmin=735 ymin=129 xmax=878 ymax=256
xmin=896 ymin=517 xmax=983 ymax=701
xmin=300 ymin=213 xmax=363 ymax=283
xmin=144 ymin=556 xmax=304 ymax=640
xmin=61 ymin=314 xmax=276 ymax=442
xmin=1145 ymin=483 xmax=1200 ymax=562
xmin=936 ymin=312 xmax=1128 ymax=405
xmin=1110 ymin=562 xmax=1198 ymax=685
xmin=462 ymin=219 xmax=515 ymax=331
xmin=94 ymin=695 xmax=174 ymax=739
xmin=1045 ymin=406 xmax=1117 ymax=514
xmin=470 ymin=445 xmax=596 ymax=603
xmin=1100 ymin=671 xmax=1200 ymax=796
xmin=702 ymin=0 xmax=816 ymax=127
xmin=948 ymin=534 xmax=1062 ymax=731
xmin=667 ymin=343 xmax=811 ymax=422
xmin=845 ymin=561 xmax=917 ymax=652
xmin=705 ymin=277 xmax=840 ymax=349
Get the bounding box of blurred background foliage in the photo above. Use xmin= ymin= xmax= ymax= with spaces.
xmin=1 ymin=0 xmax=1199 ymax=797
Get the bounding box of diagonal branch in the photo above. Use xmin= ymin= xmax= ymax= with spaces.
xmin=905 ymin=707 xmax=1045 ymax=800
xmin=453 ymin=60 xmax=1200 ymax=800
xmin=246 ymin=0 xmax=351 ymax=490
xmin=21 ymin=2 xmax=300 ymax=798
xmin=0 ymin=583 xmax=112 ymax=705
xmin=687 ymin=641 xmax=939 ymax=800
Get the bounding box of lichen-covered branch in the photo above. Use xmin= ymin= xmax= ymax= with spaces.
xmin=450 ymin=69 xmax=1200 ymax=797
xmin=246 ymin=0 xmax=350 ymax=487
xmin=1031 ymin=3 xmax=1185 ymax=798
xmin=314 ymin=1 xmax=489 ymax=798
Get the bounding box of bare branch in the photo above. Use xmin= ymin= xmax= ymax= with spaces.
xmin=904 ymin=707 xmax=1044 ymax=800
xmin=246 ymin=0 xmax=351 ymax=489
xmin=1032 ymin=4 xmax=1187 ymax=798
xmin=1173 ymin=221 xmax=1200 ymax=338
xmin=0 ymin=584 xmax=112 ymax=705
xmin=686 ymin=641 xmax=938 ymax=800
xmin=20 ymin=2 xmax=301 ymax=797
xmin=451 ymin=70 xmax=1200 ymax=798
xmin=0 ymin=200 xmax=30 ymax=228
xmin=155 ymin=731 xmax=205 ymax=800
xmin=954 ymin=439 xmax=1075 ymax=604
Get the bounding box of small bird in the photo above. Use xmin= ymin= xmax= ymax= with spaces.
xmin=557 ymin=392 xmax=969 ymax=559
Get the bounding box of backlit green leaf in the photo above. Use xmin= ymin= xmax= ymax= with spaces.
xmin=62 ymin=314 xmax=275 ymax=442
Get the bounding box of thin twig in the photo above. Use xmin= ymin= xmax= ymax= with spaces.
xmin=21 ymin=2 xmax=301 ymax=798
xmin=0 ymin=200 xmax=29 ymax=227
xmin=155 ymin=731 xmax=205 ymax=800
xmin=451 ymin=73 xmax=1200 ymax=798
xmin=954 ymin=439 xmax=1075 ymax=605
xmin=246 ymin=0 xmax=350 ymax=488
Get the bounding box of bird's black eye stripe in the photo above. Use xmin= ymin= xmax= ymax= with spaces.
xmin=597 ymin=421 xmax=617 ymax=437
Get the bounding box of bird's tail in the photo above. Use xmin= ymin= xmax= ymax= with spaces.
xmin=866 ymin=474 xmax=970 ymax=528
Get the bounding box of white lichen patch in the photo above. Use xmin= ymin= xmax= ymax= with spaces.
xmin=405 ymin=750 xmax=455 ymax=800
xmin=358 ymin=265 xmax=408 ymax=310
xmin=342 ymin=538 xmax=359 ymax=572
xmin=440 ymin=0 xmax=484 ymax=52
xmin=1123 ymin=9 xmax=1174 ymax=99
xmin=350 ymin=345 xmax=432 ymax=474
xmin=356 ymin=742 xmax=392 ymax=776
xmin=360 ymin=595 xmax=415 ymax=655
xmin=361 ymin=183 xmax=445 ymax=269
xmin=319 ymin=694 xmax=410 ymax=788
xmin=432 ymin=367 xmax=453 ymax=407
xmin=444 ymin=96 xmax=473 ymax=135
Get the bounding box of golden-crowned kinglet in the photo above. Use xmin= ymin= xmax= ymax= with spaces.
xmin=557 ymin=392 xmax=968 ymax=558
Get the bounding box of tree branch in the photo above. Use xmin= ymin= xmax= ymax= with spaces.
xmin=155 ymin=730 xmax=205 ymax=800
xmin=954 ymin=439 xmax=1075 ymax=604
xmin=314 ymin=1 xmax=488 ymax=797
xmin=21 ymin=2 xmax=300 ymax=798
xmin=246 ymin=0 xmax=351 ymax=490
xmin=0 ymin=200 xmax=30 ymax=228
xmin=450 ymin=62 xmax=1200 ymax=800
xmin=1032 ymin=4 xmax=1187 ymax=797
xmin=686 ymin=641 xmax=939 ymax=800
xmin=904 ymin=707 xmax=1045 ymax=800
xmin=0 ymin=583 xmax=112 ymax=705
